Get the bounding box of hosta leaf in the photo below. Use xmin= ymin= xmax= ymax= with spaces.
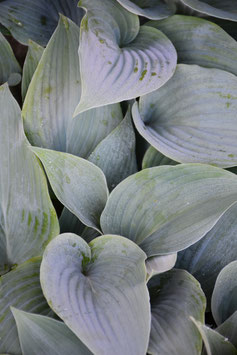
xmin=40 ymin=233 xmax=150 ymax=355
xmin=176 ymin=202 xmax=237 ymax=305
xmin=147 ymin=15 xmax=237 ymax=76
xmin=142 ymin=145 xmax=177 ymax=169
xmin=12 ymin=309 xmax=92 ymax=355
xmin=217 ymin=311 xmax=237 ymax=348
xmin=21 ymin=40 xmax=44 ymax=101
xmin=88 ymin=108 xmax=137 ymax=190
xmin=191 ymin=318 xmax=237 ymax=355
xmin=74 ymin=0 xmax=177 ymax=114
xmin=100 ymin=164 xmax=237 ymax=256
xmin=146 ymin=253 xmax=177 ymax=280
xmin=115 ymin=0 xmax=175 ymax=20
xmin=0 ymin=84 xmax=59 ymax=274
xmin=0 ymin=32 xmax=21 ymax=86
xmin=0 ymin=0 xmax=84 ymax=46
xmin=0 ymin=257 xmax=53 ymax=354
xmin=211 ymin=261 xmax=237 ymax=325
xmin=179 ymin=0 xmax=237 ymax=22
xmin=148 ymin=269 xmax=206 ymax=355
xmin=132 ymin=64 xmax=237 ymax=168
xmin=32 ymin=147 xmax=108 ymax=232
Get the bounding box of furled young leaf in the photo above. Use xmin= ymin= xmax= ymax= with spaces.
xmin=0 ymin=258 xmax=53 ymax=354
xmin=0 ymin=32 xmax=21 ymax=86
xmin=88 ymin=108 xmax=137 ymax=190
xmin=21 ymin=40 xmax=44 ymax=101
xmin=191 ymin=318 xmax=237 ymax=355
xmin=217 ymin=311 xmax=237 ymax=348
xmin=148 ymin=269 xmax=206 ymax=354
xmin=179 ymin=0 xmax=237 ymax=22
xmin=40 ymin=233 xmax=150 ymax=355
xmin=0 ymin=0 xmax=84 ymax=45
xmin=146 ymin=253 xmax=177 ymax=280
xmin=133 ymin=64 xmax=237 ymax=168
xmin=211 ymin=261 xmax=237 ymax=326
xmin=74 ymin=0 xmax=177 ymax=114
xmin=147 ymin=15 xmax=237 ymax=76
xmin=32 ymin=147 xmax=108 ymax=232
xmin=115 ymin=0 xmax=175 ymax=19
xmin=12 ymin=309 xmax=92 ymax=355
xmin=0 ymin=84 xmax=59 ymax=274
xmin=176 ymin=202 xmax=237 ymax=305
xmin=142 ymin=145 xmax=177 ymax=169
xmin=101 ymin=164 xmax=237 ymax=256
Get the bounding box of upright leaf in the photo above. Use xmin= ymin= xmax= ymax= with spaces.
xmin=0 ymin=84 xmax=59 ymax=274
xmin=12 ymin=309 xmax=92 ymax=355
xmin=40 ymin=233 xmax=150 ymax=355
xmin=0 ymin=258 xmax=53 ymax=354
xmin=146 ymin=253 xmax=177 ymax=280
xmin=32 ymin=147 xmax=108 ymax=232
xmin=211 ymin=261 xmax=237 ymax=325
xmin=21 ymin=40 xmax=44 ymax=101
xmin=217 ymin=312 xmax=237 ymax=348
xmin=133 ymin=64 xmax=237 ymax=167
xmin=148 ymin=270 xmax=206 ymax=355
xmin=88 ymin=108 xmax=137 ymax=190
xmin=142 ymin=145 xmax=177 ymax=169
xmin=101 ymin=164 xmax=237 ymax=256
xmin=74 ymin=0 xmax=177 ymax=114
xmin=0 ymin=32 xmax=21 ymax=86
xmin=0 ymin=0 xmax=84 ymax=45
xmin=115 ymin=0 xmax=175 ymax=19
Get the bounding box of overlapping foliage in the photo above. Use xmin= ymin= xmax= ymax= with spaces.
xmin=0 ymin=0 xmax=237 ymax=354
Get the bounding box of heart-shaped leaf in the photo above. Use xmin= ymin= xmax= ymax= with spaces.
xmin=101 ymin=164 xmax=237 ymax=256
xmin=40 ymin=233 xmax=150 ymax=355
xmin=142 ymin=145 xmax=178 ymax=169
xmin=115 ymin=0 xmax=175 ymax=19
xmin=179 ymin=0 xmax=237 ymax=22
xmin=211 ymin=261 xmax=237 ymax=325
xmin=147 ymin=15 xmax=237 ymax=76
xmin=21 ymin=40 xmax=44 ymax=101
xmin=176 ymin=202 xmax=237 ymax=306
xmin=216 ymin=311 xmax=237 ymax=348
xmin=88 ymin=108 xmax=137 ymax=190
xmin=148 ymin=269 xmax=206 ymax=354
xmin=0 ymin=32 xmax=21 ymax=86
xmin=191 ymin=318 xmax=237 ymax=355
xmin=132 ymin=64 xmax=237 ymax=167
xmin=0 ymin=0 xmax=84 ymax=45
xmin=12 ymin=309 xmax=92 ymax=355
xmin=0 ymin=84 xmax=59 ymax=274
xmin=74 ymin=0 xmax=177 ymax=114
xmin=0 ymin=258 xmax=53 ymax=354
xmin=32 ymin=147 xmax=108 ymax=232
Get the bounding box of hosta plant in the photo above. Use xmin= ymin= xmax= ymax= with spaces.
xmin=0 ymin=0 xmax=237 ymax=354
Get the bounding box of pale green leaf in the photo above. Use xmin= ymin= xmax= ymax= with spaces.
xmin=0 ymin=32 xmax=21 ymax=86
xmin=0 ymin=0 xmax=84 ymax=46
xmin=115 ymin=0 xmax=175 ymax=19
xmin=12 ymin=309 xmax=92 ymax=355
xmin=74 ymin=0 xmax=177 ymax=114
xmin=0 ymin=258 xmax=53 ymax=354
xmin=211 ymin=261 xmax=237 ymax=325
xmin=148 ymin=269 xmax=206 ymax=355
xmin=21 ymin=40 xmax=44 ymax=101
xmin=40 ymin=233 xmax=150 ymax=355
xmin=0 ymin=84 xmax=59 ymax=274
xmin=191 ymin=318 xmax=237 ymax=355
xmin=146 ymin=253 xmax=177 ymax=280
xmin=147 ymin=15 xmax=237 ymax=76
xmin=217 ymin=311 xmax=237 ymax=348
xmin=179 ymin=0 xmax=237 ymax=22
xmin=32 ymin=147 xmax=108 ymax=232
xmin=142 ymin=145 xmax=178 ymax=169
xmin=176 ymin=202 xmax=237 ymax=306
xmin=100 ymin=164 xmax=237 ymax=256
xmin=88 ymin=108 xmax=137 ymax=190
xmin=132 ymin=64 xmax=237 ymax=168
